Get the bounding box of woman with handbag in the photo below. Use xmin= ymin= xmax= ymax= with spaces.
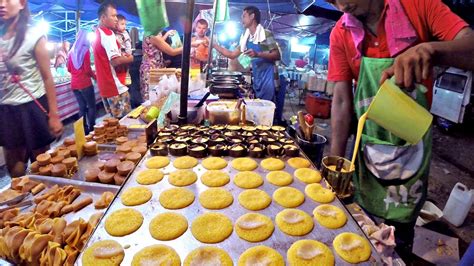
xmin=0 ymin=0 xmax=63 ymax=177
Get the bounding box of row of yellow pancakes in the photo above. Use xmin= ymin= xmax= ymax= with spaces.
xmin=83 ymin=156 xmax=371 ymax=265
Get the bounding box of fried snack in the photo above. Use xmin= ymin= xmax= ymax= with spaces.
xmin=18 ymin=231 xmax=54 ymax=264
xmin=95 ymin=191 xmax=115 ymax=209
xmin=63 ymin=218 xmax=89 ymax=251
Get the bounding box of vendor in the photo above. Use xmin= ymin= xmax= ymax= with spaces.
xmin=191 ymin=19 xmax=210 ymax=70
xmin=327 ymin=0 xmax=474 ymax=259
xmin=213 ymin=6 xmax=282 ymax=108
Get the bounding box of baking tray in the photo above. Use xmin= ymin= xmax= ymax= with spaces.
xmin=119 ymin=115 xmax=147 ymax=131
xmin=80 ymin=151 xmax=381 ymax=265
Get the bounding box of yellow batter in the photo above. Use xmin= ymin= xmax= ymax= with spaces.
xmin=233 ymin=171 xmax=264 ymax=189
xmin=105 ymin=208 xmax=143 ymax=237
xmin=260 ymin=158 xmax=286 ymax=171
xmin=120 ymin=186 xmax=152 ymax=206
xmin=136 ymin=169 xmax=164 ymax=185
xmin=168 ymin=170 xmax=198 ymax=186
xmin=273 ymin=187 xmax=305 ymax=208
xmin=173 ymin=156 xmax=198 ymax=169
xmin=159 ymin=187 xmax=195 ymax=209
xmin=231 ymin=158 xmax=258 ymax=171
xmin=305 ymin=183 xmax=335 ymax=203
xmin=149 ymin=212 xmax=188 ymax=240
xmin=200 ymin=170 xmax=230 ymax=187
xmin=275 ymin=209 xmax=314 ymax=236
xmin=131 ymin=244 xmax=180 ymax=266
xmin=294 ymin=168 xmax=322 ymax=184
xmin=313 ymin=204 xmax=347 ymax=229
xmin=191 ymin=213 xmax=233 ymax=243
xmin=238 ymin=189 xmax=272 ymax=211
xmin=145 ymin=156 xmax=170 ymax=169
xmin=238 ymin=246 xmax=284 ymax=266
xmin=287 ymin=157 xmax=311 ymax=169
xmin=82 ymin=240 xmax=124 ymax=266
xmin=333 ymin=232 xmax=371 ymax=263
xmin=184 ymin=247 xmax=233 ymax=266
xmin=266 ymin=171 xmax=293 ymax=186
xmin=199 ymin=188 xmax=233 ymax=209
xmin=287 ymin=239 xmax=335 ymax=266
xmin=235 ymin=213 xmax=274 ymax=242
xmin=202 ymin=157 xmax=228 ymax=170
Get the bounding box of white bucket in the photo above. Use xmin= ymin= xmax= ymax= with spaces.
xmin=244 ymin=99 xmax=276 ymax=126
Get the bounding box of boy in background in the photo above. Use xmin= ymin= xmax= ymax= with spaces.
xmin=115 ymin=14 xmax=132 ymax=85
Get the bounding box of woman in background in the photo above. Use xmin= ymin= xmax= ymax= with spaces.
xmin=0 ymin=0 xmax=63 ymax=177
xmin=67 ymin=29 xmax=97 ymax=134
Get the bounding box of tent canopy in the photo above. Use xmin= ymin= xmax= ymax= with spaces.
xmin=27 ymin=0 xmax=337 ymax=42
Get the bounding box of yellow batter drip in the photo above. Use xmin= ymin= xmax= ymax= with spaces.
xmin=350 ymin=112 xmax=368 ymax=170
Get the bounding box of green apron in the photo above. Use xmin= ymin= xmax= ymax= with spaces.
xmin=353 ymin=57 xmax=432 ymax=223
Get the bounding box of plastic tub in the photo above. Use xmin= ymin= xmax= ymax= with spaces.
xmin=244 ymin=99 xmax=276 ymax=126
xmin=207 ymin=101 xmax=241 ymax=125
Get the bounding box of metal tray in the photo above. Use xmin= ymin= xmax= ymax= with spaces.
xmin=80 ymin=151 xmax=381 ymax=265
xmin=26 ymin=175 xmax=119 ymax=224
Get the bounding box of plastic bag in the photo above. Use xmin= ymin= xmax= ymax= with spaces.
xmin=157 ymin=92 xmax=180 ymax=128
xmin=135 ymin=0 xmax=169 ymax=36
xmin=170 ymin=34 xmax=182 ymax=48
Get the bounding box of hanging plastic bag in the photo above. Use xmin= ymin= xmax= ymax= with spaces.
xmin=135 ymin=0 xmax=169 ymax=36
xmin=170 ymin=34 xmax=182 ymax=48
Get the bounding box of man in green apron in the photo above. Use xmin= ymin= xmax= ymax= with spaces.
xmin=213 ymin=6 xmax=283 ymax=121
xmin=326 ymin=0 xmax=474 ymax=259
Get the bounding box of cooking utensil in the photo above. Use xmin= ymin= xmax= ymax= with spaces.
xmin=297 ymin=111 xmax=308 ymax=140
xmin=193 ymin=92 xmax=211 ymax=109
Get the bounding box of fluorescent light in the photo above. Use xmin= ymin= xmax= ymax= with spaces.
xmin=36 ymin=19 xmax=49 ymax=34
xmin=46 ymin=42 xmax=54 ymax=51
xmin=87 ymin=31 xmax=96 ymax=43
xmin=292 ymin=44 xmax=311 ymax=53
xmin=219 ymin=33 xmax=227 ymax=42
xmin=225 ymin=21 xmax=238 ymax=39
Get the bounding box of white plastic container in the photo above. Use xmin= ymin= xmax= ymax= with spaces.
xmin=442 ymin=182 xmax=473 ymax=227
xmin=207 ymin=101 xmax=241 ymax=125
xmin=244 ymin=99 xmax=276 ymax=126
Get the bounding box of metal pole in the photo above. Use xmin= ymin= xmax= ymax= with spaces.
xmin=205 ymin=0 xmax=219 ymax=82
xmin=76 ymin=0 xmax=80 ymax=35
xmin=312 ymin=36 xmax=318 ymax=68
xmin=178 ymin=0 xmax=195 ymax=125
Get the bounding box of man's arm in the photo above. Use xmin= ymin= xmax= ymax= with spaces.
xmin=330 ymin=81 xmax=353 ymax=157
xmin=110 ymin=54 xmax=133 ymax=67
xmin=245 ymin=48 xmax=280 ymax=61
xmin=213 ymin=43 xmax=241 ymax=60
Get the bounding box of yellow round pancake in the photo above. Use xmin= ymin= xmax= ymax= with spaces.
xmin=333 ymin=232 xmax=371 ymax=263
xmin=231 ymin=157 xmax=258 ymax=171
xmin=199 ymin=188 xmax=233 ymax=210
xmin=145 ymin=156 xmax=170 ymax=169
xmin=159 ymin=187 xmax=195 ymax=209
xmin=168 ymin=170 xmax=198 ymax=186
xmin=184 ymin=247 xmax=232 ymax=266
xmin=305 ymin=183 xmax=335 ymax=203
xmin=273 ymin=187 xmax=305 ymax=208
xmin=191 ymin=213 xmax=233 ymax=243
xmin=149 ymin=212 xmax=188 ymax=240
xmin=105 ymin=208 xmax=143 ymax=236
xmin=233 ymin=171 xmax=263 ymax=189
xmin=238 ymin=189 xmax=272 ymax=211
xmin=136 ymin=169 xmax=164 ymax=185
xmin=235 ymin=213 xmax=274 ymax=242
xmin=202 ymin=157 xmax=228 ymax=170
xmin=260 ymin=158 xmax=285 ymax=171
xmin=313 ymin=204 xmax=347 ymax=229
xmin=131 ymin=244 xmax=180 ymax=266
xmin=294 ymin=168 xmax=322 ymax=184
xmin=201 ymin=170 xmax=230 ymax=187
xmin=82 ymin=240 xmax=124 ymax=266
xmin=238 ymin=246 xmax=284 ymax=266
xmin=266 ymin=171 xmax=293 ymax=186
xmin=121 ymin=186 xmax=152 ymax=206
xmin=287 ymin=157 xmax=311 ymax=169
xmin=275 ymin=209 xmax=314 ymax=236
xmin=287 ymin=239 xmax=335 ymax=266
xmin=173 ymin=156 xmax=198 ymax=169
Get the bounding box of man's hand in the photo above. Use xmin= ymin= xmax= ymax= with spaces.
xmin=244 ymin=49 xmax=259 ymax=58
xmin=380 ymin=42 xmax=435 ymax=88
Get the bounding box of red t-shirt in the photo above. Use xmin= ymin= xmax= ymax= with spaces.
xmin=92 ymin=26 xmax=128 ymax=98
xmin=67 ymin=50 xmax=96 ymax=90
xmin=327 ymin=0 xmax=468 ymax=103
